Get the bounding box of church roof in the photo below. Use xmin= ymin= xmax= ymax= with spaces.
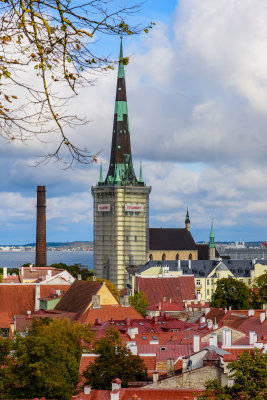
xmin=196 ymin=244 xmax=220 ymax=260
xmin=149 ymin=228 xmax=198 ymax=251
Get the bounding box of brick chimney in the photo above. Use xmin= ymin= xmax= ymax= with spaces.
xmin=35 ymin=186 xmax=47 ymax=266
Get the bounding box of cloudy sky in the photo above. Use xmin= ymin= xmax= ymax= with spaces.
xmin=1 ymin=0 xmax=267 ymax=244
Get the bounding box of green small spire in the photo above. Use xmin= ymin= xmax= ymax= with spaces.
xmin=139 ymin=161 xmax=144 ymax=183
xmin=209 ymin=219 xmax=215 ymax=248
xmin=98 ymin=161 xmax=104 ymax=184
xmin=118 ymin=37 xmax=125 ymax=79
xmin=114 ymin=164 xmax=121 ymax=184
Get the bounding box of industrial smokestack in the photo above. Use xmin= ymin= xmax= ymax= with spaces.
xmin=35 ymin=186 xmax=47 ymax=266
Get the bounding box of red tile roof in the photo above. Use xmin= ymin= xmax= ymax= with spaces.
xmin=136 ymin=276 xmax=195 ymax=305
xmin=76 ymin=389 xmax=202 ymax=400
xmin=15 ymin=309 xmax=77 ymax=332
xmin=79 ymin=305 xmax=143 ymax=324
xmin=0 ymin=284 xmax=70 ymax=318
xmin=20 ymin=266 xmax=65 ymax=281
xmin=3 ymin=275 xmax=20 ymax=283
xmin=0 ymin=311 xmax=11 ymax=329
xmin=141 ymin=356 xmax=156 ymax=372
xmin=147 ymin=301 xmax=185 ymax=312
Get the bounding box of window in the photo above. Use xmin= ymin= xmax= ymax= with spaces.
xmin=152 ymin=336 xmax=158 ymax=340
xmin=142 ymin=336 xmax=147 ymax=340
xmin=189 ymin=253 xmax=192 ymax=260
xmin=240 ymin=279 xmax=243 ymax=282
xmin=176 ymin=253 xmax=180 ymax=260
xmin=207 ymin=279 xmax=209 ymax=285
xmin=162 ymin=253 xmax=166 ymax=261
xmin=149 ymin=254 xmax=153 ymax=261
xmin=248 ymin=279 xmax=251 ymax=285
xmin=135 ymin=236 xmax=138 ymax=242
xmin=196 ymin=289 xmax=201 ymax=294
xmin=196 ymin=279 xmax=201 ymax=286
xmin=207 ymin=289 xmax=210 ymax=295
xmin=126 ymin=236 xmax=129 ymax=242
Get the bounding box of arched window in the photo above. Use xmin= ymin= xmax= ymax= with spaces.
xmin=149 ymin=254 xmax=153 ymax=261
xmin=189 ymin=253 xmax=192 ymax=260
xmin=162 ymin=253 xmax=166 ymax=261
xmin=176 ymin=253 xmax=180 ymax=260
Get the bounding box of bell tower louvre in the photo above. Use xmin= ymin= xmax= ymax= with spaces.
xmin=91 ymin=40 xmax=151 ymax=289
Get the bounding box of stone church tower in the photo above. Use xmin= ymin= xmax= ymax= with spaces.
xmin=91 ymin=41 xmax=151 ymax=289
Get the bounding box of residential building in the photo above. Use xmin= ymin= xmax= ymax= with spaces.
xmin=129 ymin=259 xmax=267 ymax=301
xmin=54 ymin=280 xmax=119 ymax=320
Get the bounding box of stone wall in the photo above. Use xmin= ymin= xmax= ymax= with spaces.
xmin=148 ymin=365 xmax=226 ymax=390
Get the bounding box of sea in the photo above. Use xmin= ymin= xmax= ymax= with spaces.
xmin=0 ymin=251 xmax=94 ymax=270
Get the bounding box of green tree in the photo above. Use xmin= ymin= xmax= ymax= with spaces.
xmin=0 ymin=318 xmax=94 ymax=400
xmin=129 ymin=291 xmax=149 ymax=317
xmin=0 ymin=273 xmax=2 ymax=283
xmin=49 ymin=262 xmax=93 ymax=280
xmin=250 ymin=272 xmax=267 ymax=309
xmin=0 ymin=1 xmax=153 ymax=165
xmin=83 ymin=327 xmax=147 ymax=389
xmin=210 ymin=277 xmax=250 ymax=310
xmin=197 ymin=349 xmax=267 ymax=400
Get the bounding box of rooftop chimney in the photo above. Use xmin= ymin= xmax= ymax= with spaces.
xmin=260 ymin=312 xmax=266 ymax=323
xmin=209 ymin=333 xmax=218 ymax=347
xmin=222 ymin=328 xmax=232 ymax=347
xmin=92 ymin=295 xmax=101 ymax=309
xmin=35 ymin=186 xmax=47 ymax=266
xmin=84 ymin=386 xmax=91 ymax=395
xmin=249 ymin=331 xmax=257 ymax=345
xmin=193 ymin=335 xmax=200 ymax=352
xmin=111 ymin=378 xmax=122 ymax=391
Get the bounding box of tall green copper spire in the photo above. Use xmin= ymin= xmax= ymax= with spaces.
xmin=139 ymin=161 xmax=144 ymax=184
xmin=209 ymin=220 xmax=215 ymax=248
xmin=98 ymin=161 xmax=104 ymax=184
xmin=105 ymin=39 xmax=138 ymax=185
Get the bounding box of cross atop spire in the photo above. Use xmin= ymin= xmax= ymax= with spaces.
xmin=105 ymin=39 xmax=141 ymax=186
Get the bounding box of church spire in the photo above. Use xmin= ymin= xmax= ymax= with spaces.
xmin=98 ymin=161 xmax=104 ymax=185
xmin=209 ymin=220 xmax=215 ymax=248
xmin=139 ymin=161 xmax=144 ymax=184
xmin=185 ymin=207 xmax=190 ymax=231
xmin=209 ymin=219 xmax=216 ymax=260
xmin=105 ymin=39 xmax=138 ymax=185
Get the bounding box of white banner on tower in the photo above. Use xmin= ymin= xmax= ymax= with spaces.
xmin=125 ymin=204 xmax=143 ymax=212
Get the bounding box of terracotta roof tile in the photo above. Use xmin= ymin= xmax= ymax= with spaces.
xmin=3 ymin=275 xmax=20 ymax=283
xmin=0 ymin=311 xmax=11 ymax=329
xmin=21 ymin=266 xmax=64 ymax=281
xmin=55 ymin=280 xmax=103 ymax=319
xmin=79 ymin=305 xmax=142 ymax=324
xmin=136 ymin=276 xmax=195 ymax=305
xmin=0 ymin=284 xmax=69 ymax=319
xmin=147 ymin=301 xmax=184 ymax=312
xmin=141 ymin=356 xmax=156 ymax=372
